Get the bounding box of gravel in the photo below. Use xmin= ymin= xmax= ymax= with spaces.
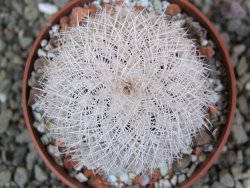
xmin=14 ymin=167 xmax=28 ymax=187
xmin=0 ymin=0 xmax=249 ymax=187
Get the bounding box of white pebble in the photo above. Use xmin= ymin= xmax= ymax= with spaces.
xmin=32 ymin=111 xmax=42 ymax=121
xmin=38 ymin=48 xmax=46 ymax=57
xmin=245 ymin=82 xmax=250 ymax=91
xmin=47 ymin=52 xmax=56 ymax=59
xmin=120 ymin=173 xmax=132 ymax=185
xmin=41 ymin=134 xmax=51 ymax=145
xmin=40 ymin=39 xmax=48 ymax=48
xmin=47 ymin=145 xmax=61 ymax=157
xmin=170 ymin=175 xmax=177 ymax=186
xmin=45 ymin=44 xmax=53 ymax=51
xmin=191 ymin=155 xmax=198 ymax=162
xmin=140 ymin=174 xmax=150 ymax=187
xmin=178 ymin=174 xmax=186 ymax=184
xmin=201 ymin=39 xmax=208 ymax=46
xmin=109 ymin=175 xmax=117 ymax=183
xmin=75 ymin=172 xmax=88 ymax=182
xmin=128 ymin=172 xmax=136 ymax=179
xmin=52 ymin=24 xmax=60 ymax=34
xmin=38 ymin=3 xmax=59 ymax=15
xmin=0 ymin=93 xmax=7 ymax=103
xmin=162 ymin=1 xmax=170 ymax=10
xmin=154 ymin=181 xmax=160 ymax=188
xmin=163 ymin=179 xmax=172 ymax=188
xmin=159 ymin=163 xmax=168 ymax=176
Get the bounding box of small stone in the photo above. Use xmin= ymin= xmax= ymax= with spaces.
xmin=15 ymin=130 xmax=30 ymax=144
xmin=232 ymin=122 xmax=248 ymax=145
xmin=220 ymin=1 xmax=246 ymax=19
xmin=128 ymin=172 xmax=136 ymax=179
xmin=19 ymin=36 xmax=33 ymax=49
xmin=34 ymin=58 xmax=49 ymax=72
xmin=191 ymin=155 xmax=198 ymax=162
xmin=34 ymin=165 xmax=48 ymax=182
xmin=165 ymin=4 xmax=181 ymax=16
xmin=26 ymin=150 xmax=37 ymax=170
xmin=245 ymin=82 xmax=250 ymax=91
xmin=233 ymin=44 xmax=246 ymax=57
xmin=211 ymin=182 xmax=224 ymax=188
xmin=235 ymin=181 xmax=243 ymax=188
xmin=140 ymin=174 xmax=150 ymax=187
xmin=38 ymin=48 xmax=47 ymax=57
xmin=163 ymin=179 xmax=172 ymax=188
xmin=193 ymin=130 xmax=213 ymax=146
xmin=170 ymin=175 xmax=177 ymax=186
xmin=173 ymin=155 xmax=191 ymax=170
xmin=0 ymin=171 xmax=11 ymax=186
xmin=14 ymin=167 xmax=28 ymax=187
xmin=158 ymin=163 xmax=168 ymax=176
xmin=243 ymin=169 xmax=250 ymax=179
xmin=47 ymin=52 xmax=56 ymax=59
xmin=198 ymin=46 xmax=214 ymax=60
xmin=200 ymin=38 xmax=208 ymax=46
xmin=41 ymin=39 xmax=48 ymax=47
xmin=41 ymin=134 xmax=52 ymax=145
xmin=52 ymin=24 xmax=60 ymax=34
xmin=33 ymin=121 xmax=46 ymax=133
xmin=219 ymin=170 xmax=234 ymax=187
xmin=120 ymin=173 xmax=132 ymax=185
xmin=0 ymin=39 xmax=7 ymax=53
xmin=237 ymin=57 xmax=248 ymax=76
xmin=198 ymin=153 xmax=207 ymax=162
xmin=109 ymin=175 xmax=117 ymax=183
xmin=231 ymin=165 xmax=243 ymax=180
xmin=0 ymin=109 xmax=12 ymax=134
xmin=38 ymin=3 xmax=59 ymax=14
xmin=243 ymin=179 xmax=250 ymax=188
xmin=24 ymin=5 xmax=39 ymax=21
xmin=47 ymin=145 xmax=61 ymax=158
xmin=75 ymin=172 xmax=88 ymax=183
xmin=187 ymin=163 xmax=197 ymax=178
xmin=177 ymin=174 xmax=185 ymax=184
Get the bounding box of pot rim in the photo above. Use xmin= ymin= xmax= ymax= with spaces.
xmin=22 ymin=0 xmax=236 ymax=188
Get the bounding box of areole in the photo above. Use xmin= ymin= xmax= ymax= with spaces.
xmin=22 ymin=0 xmax=236 ymax=187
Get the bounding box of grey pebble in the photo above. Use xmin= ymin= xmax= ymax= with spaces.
xmin=35 ymin=165 xmax=48 ymax=182
xmin=187 ymin=163 xmax=197 ymax=178
xmin=219 ymin=170 xmax=234 ymax=187
xmin=14 ymin=167 xmax=28 ymax=187
xmin=0 ymin=39 xmax=7 ymax=53
xmin=24 ymin=5 xmax=39 ymax=21
xmin=0 ymin=109 xmax=13 ymax=134
xmin=211 ymin=182 xmax=224 ymax=188
xmin=0 ymin=170 xmax=11 ymax=186
xmin=232 ymin=120 xmax=248 ymax=145
xmin=237 ymin=57 xmax=248 ymax=76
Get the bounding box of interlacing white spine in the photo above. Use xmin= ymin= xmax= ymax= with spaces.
xmin=37 ymin=4 xmax=213 ymax=177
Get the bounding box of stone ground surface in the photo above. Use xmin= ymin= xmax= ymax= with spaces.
xmin=0 ymin=0 xmax=249 ymax=187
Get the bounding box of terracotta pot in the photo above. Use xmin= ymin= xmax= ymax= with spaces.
xmin=22 ymin=0 xmax=236 ymax=187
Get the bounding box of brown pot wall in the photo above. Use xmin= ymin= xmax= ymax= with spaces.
xmin=22 ymin=0 xmax=236 ymax=188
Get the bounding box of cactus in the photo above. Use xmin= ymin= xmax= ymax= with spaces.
xmin=37 ymin=4 xmax=213 ymax=176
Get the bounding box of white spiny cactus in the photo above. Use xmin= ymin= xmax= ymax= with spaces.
xmin=37 ymin=4 xmax=213 ymax=176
